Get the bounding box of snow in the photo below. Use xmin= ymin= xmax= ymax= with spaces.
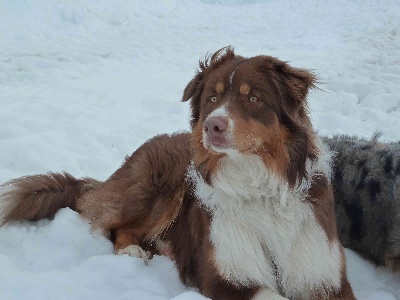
xmin=0 ymin=0 xmax=399 ymax=299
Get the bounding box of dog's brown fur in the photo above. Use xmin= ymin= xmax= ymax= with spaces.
xmin=0 ymin=48 xmax=355 ymax=300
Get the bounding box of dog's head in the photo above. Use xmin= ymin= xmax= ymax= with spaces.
xmin=183 ymin=47 xmax=318 ymax=187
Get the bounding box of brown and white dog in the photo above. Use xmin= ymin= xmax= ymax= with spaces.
xmin=0 ymin=48 xmax=355 ymax=300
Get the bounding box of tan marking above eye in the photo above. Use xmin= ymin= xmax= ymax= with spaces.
xmin=215 ymin=82 xmax=224 ymax=94
xmin=239 ymin=83 xmax=251 ymax=95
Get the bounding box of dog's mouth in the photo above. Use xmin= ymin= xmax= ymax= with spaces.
xmin=205 ymin=136 xmax=231 ymax=151
xmin=204 ymin=135 xmax=259 ymax=154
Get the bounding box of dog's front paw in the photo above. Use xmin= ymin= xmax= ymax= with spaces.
xmin=115 ymin=245 xmax=150 ymax=262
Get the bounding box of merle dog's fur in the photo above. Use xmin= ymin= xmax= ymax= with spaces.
xmin=324 ymin=134 xmax=400 ymax=270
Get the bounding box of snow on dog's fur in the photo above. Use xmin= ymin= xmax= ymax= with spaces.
xmin=0 ymin=48 xmax=355 ymax=299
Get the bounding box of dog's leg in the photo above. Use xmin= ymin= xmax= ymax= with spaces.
xmin=113 ymin=226 xmax=150 ymax=262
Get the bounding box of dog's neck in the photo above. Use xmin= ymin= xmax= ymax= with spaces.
xmin=188 ymin=138 xmax=332 ymax=213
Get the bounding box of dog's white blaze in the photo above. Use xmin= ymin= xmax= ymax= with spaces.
xmin=189 ymin=144 xmax=341 ymax=299
xmin=208 ymin=105 xmax=229 ymax=119
xmin=229 ymin=69 xmax=236 ymax=87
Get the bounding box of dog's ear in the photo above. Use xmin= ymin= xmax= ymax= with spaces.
xmin=258 ymin=56 xmax=317 ymax=115
xmin=182 ymin=47 xmax=236 ymax=127
xmin=276 ymin=63 xmax=317 ymax=111
xmin=275 ymin=62 xmax=317 ymax=112
xmin=181 ymin=70 xmax=205 ymax=128
xmin=182 ymin=46 xmax=235 ymax=102
xmin=182 ymin=72 xmax=204 ymax=103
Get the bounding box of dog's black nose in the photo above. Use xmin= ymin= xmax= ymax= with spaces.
xmin=204 ymin=117 xmax=228 ymax=136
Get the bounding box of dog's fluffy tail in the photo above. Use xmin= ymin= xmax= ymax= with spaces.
xmin=0 ymin=172 xmax=101 ymax=225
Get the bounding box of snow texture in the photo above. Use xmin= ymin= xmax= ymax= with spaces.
xmin=0 ymin=0 xmax=399 ymax=299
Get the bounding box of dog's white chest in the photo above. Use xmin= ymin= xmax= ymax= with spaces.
xmin=209 ymin=194 xmax=341 ymax=298
xmin=190 ymin=154 xmax=342 ymax=299
xmin=209 ymin=196 xmax=298 ymax=291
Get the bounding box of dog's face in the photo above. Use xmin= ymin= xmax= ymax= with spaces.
xmin=183 ymin=48 xmax=318 ymax=187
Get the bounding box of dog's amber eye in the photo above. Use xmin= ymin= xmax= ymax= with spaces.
xmin=249 ymin=96 xmax=258 ymax=103
xmin=210 ymin=96 xmax=218 ymax=103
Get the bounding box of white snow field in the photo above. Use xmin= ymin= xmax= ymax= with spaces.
xmin=0 ymin=0 xmax=400 ymax=299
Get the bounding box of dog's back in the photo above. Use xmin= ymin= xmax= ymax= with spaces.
xmin=325 ymin=134 xmax=400 ymax=270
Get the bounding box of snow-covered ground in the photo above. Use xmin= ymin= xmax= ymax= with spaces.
xmin=0 ymin=0 xmax=399 ymax=299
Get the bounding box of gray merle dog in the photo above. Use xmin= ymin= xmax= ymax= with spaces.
xmin=325 ymin=133 xmax=400 ymax=271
